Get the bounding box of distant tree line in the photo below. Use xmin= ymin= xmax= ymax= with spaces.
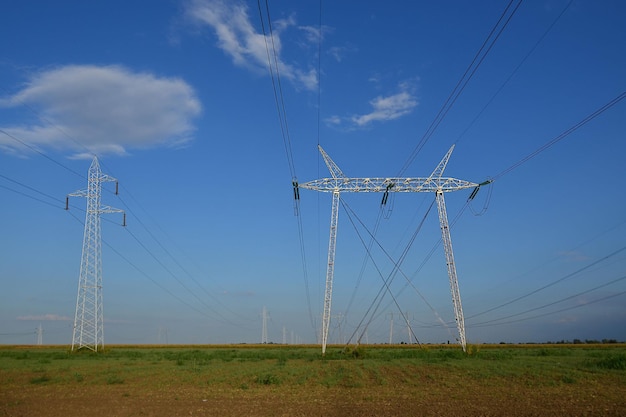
xmin=495 ymin=339 xmax=623 ymax=345
xmin=548 ymin=339 xmax=621 ymax=344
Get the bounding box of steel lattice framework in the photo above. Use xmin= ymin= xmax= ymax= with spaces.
xmin=298 ymin=145 xmax=477 ymax=354
xmin=67 ymin=157 xmax=123 ymax=352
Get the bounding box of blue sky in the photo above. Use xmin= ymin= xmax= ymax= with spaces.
xmin=1 ymin=0 xmax=625 ymax=346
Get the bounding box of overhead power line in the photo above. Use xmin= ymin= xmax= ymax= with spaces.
xmin=257 ymin=0 xmax=297 ymax=181
xmin=0 ymin=173 xmax=62 ymax=204
xmin=3 ymin=80 xmax=253 ymax=324
xmin=455 ymin=0 xmax=574 ymax=144
xmin=468 ymin=244 xmax=626 ymax=320
xmin=493 ymin=91 xmax=626 ymax=180
xmin=65 ymin=209 xmax=240 ymax=324
xmin=2 ymin=83 xmax=251 ymax=331
xmin=123 ymin=226 xmax=236 ymax=324
xmin=470 ymin=273 xmax=626 ymax=327
xmin=340 ymin=199 xmax=419 ymax=346
xmin=397 ymin=0 xmax=524 ymax=177
xmin=0 ymin=175 xmax=64 ymax=209
xmin=257 ymin=0 xmax=317 ymax=333
xmin=338 ymin=197 xmax=437 ymax=347
xmin=0 ymin=128 xmax=85 ymax=179
xmin=115 ymin=192 xmax=251 ymax=323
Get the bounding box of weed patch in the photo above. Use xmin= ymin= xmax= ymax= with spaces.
xmin=256 ymin=373 xmax=280 ymax=385
xmin=30 ymin=375 xmax=51 ymax=384
xmin=591 ymin=353 xmax=626 ymax=370
xmin=106 ymin=375 xmax=125 ymax=385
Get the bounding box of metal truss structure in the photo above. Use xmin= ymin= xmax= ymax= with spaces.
xmin=67 ymin=157 xmax=124 ymax=352
xmin=298 ymin=145 xmax=477 ymax=354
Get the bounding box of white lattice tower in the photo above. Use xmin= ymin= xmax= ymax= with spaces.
xmin=36 ymin=323 xmax=43 ymax=346
xmin=68 ymin=157 xmax=123 ymax=352
xmin=261 ymin=306 xmax=269 ymax=344
xmin=299 ymin=145 xmax=481 ymax=353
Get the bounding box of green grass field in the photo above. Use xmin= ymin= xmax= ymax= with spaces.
xmin=1 ymin=344 xmax=625 ymax=416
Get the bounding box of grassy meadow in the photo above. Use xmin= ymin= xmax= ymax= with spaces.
xmin=1 ymin=343 xmax=625 ymax=416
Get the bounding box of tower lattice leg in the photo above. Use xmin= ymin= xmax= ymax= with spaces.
xmin=435 ymin=190 xmax=467 ymax=352
xmin=321 ymin=190 xmax=340 ymax=355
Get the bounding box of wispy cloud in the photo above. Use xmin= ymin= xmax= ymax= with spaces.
xmin=327 ymin=46 xmax=348 ymax=63
xmin=325 ymin=115 xmax=342 ymax=126
xmin=298 ymin=24 xmax=333 ymax=46
xmin=351 ymin=90 xmax=417 ymax=127
xmin=0 ymin=65 xmax=201 ymax=158
xmin=185 ymin=0 xmax=318 ymax=91
xmin=328 ymin=81 xmax=418 ymax=129
xmin=298 ymin=25 xmax=321 ymax=44
xmin=17 ymin=314 xmax=72 ymax=321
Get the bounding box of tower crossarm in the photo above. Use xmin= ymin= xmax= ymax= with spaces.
xmin=298 ymin=177 xmax=477 ymax=193
xmin=99 ymin=205 xmax=124 ymax=214
xmin=318 ymin=145 xmax=346 ymax=179
xmin=68 ymin=189 xmax=89 ymax=198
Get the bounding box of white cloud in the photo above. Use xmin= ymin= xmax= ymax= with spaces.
xmin=185 ymin=0 xmax=318 ymax=91
xmin=17 ymin=314 xmax=72 ymax=321
xmin=328 ymin=46 xmax=347 ymax=63
xmin=299 ymin=25 xmax=321 ymax=44
xmin=325 ymin=115 xmax=342 ymax=126
xmin=327 ymin=81 xmax=418 ymax=129
xmin=0 ymin=65 xmax=201 ymax=158
xmin=298 ymin=24 xmax=334 ymax=45
xmin=351 ymin=91 xmax=418 ymax=126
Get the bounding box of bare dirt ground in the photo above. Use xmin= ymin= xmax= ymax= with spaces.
xmin=2 ymin=369 xmax=625 ymax=416
xmin=2 ymin=345 xmax=625 ymax=416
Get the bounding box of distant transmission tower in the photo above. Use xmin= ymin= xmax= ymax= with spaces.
xmin=36 ymin=323 xmax=43 ymax=345
xmin=261 ymin=306 xmax=269 ymax=344
xmin=66 ymin=156 xmax=124 ymax=352
xmin=387 ymin=312 xmax=394 ymax=345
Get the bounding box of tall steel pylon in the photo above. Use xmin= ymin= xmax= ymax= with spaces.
xmin=298 ymin=145 xmax=480 ymax=354
xmin=261 ymin=306 xmax=269 ymax=344
xmin=66 ymin=156 xmax=124 ymax=352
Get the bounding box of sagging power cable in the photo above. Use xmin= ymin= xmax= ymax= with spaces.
xmin=257 ymin=0 xmax=317 ymax=332
xmin=467 ymin=244 xmax=626 ymax=320
xmin=493 ymin=91 xmax=626 ymax=181
xmin=339 ymin=198 xmax=426 ymax=347
xmin=470 ymin=273 xmax=626 ymax=327
xmin=397 ymin=0 xmax=524 ymax=177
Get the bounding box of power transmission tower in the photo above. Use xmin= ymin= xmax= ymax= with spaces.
xmin=261 ymin=306 xmax=269 ymax=344
xmin=387 ymin=312 xmax=394 ymax=344
xmin=404 ymin=312 xmax=415 ymax=344
xmin=298 ymin=145 xmax=487 ymax=353
xmin=333 ymin=312 xmax=345 ymax=344
xmin=36 ymin=323 xmax=43 ymax=345
xmin=158 ymin=326 xmax=169 ymax=345
xmin=66 ymin=156 xmax=124 ymax=352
